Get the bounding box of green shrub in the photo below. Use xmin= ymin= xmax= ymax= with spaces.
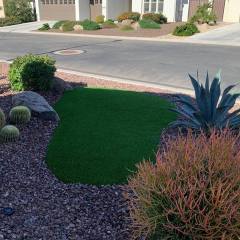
xmin=0 ymin=16 xmax=22 ymax=27
xmin=95 ymin=15 xmax=105 ymax=24
xmin=61 ymin=21 xmax=80 ymax=31
xmin=142 ymin=13 xmax=167 ymax=24
xmin=191 ymin=3 xmax=217 ymax=24
xmin=127 ymin=130 xmax=240 ymax=239
xmin=8 ymin=54 xmax=56 ymax=91
xmin=139 ymin=19 xmax=160 ymax=29
xmin=117 ymin=12 xmax=140 ymax=22
xmin=102 ymin=20 xmax=118 ymax=29
xmin=0 ymin=125 xmax=20 ymax=143
xmin=4 ymin=0 xmax=34 ymax=23
xmin=52 ymin=20 xmax=69 ymax=29
xmin=171 ymin=71 xmax=240 ymax=133
xmin=120 ymin=25 xmax=134 ymax=31
xmin=9 ymin=106 xmax=31 ymax=124
xmin=0 ymin=108 xmax=6 ymax=129
xmin=82 ymin=20 xmax=100 ymax=30
xmin=173 ymin=22 xmax=199 ymax=36
xmin=38 ymin=23 xmax=50 ymax=31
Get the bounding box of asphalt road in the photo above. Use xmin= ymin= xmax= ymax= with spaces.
xmin=0 ymin=32 xmax=240 ymax=91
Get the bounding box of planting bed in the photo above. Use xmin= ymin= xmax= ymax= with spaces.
xmin=0 ymin=73 xmax=177 ymax=239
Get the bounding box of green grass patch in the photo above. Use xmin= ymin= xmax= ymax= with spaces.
xmin=139 ymin=19 xmax=161 ymax=29
xmin=46 ymin=88 xmax=176 ymax=185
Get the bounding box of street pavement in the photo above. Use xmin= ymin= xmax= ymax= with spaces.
xmin=0 ymin=32 xmax=240 ymax=91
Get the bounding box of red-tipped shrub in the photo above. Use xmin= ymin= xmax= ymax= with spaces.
xmin=127 ymin=130 xmax=240 ymax=239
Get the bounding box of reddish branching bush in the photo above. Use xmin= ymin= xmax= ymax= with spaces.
xmin=127 ymin=130 xmax=240 ymax=240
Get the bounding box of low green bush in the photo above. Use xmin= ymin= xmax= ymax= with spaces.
xmin=38 ymin=23 xmax=50 ymax=31
xmin=139 ymin=19 xmax=160 ymax=29
xmin=117 ymin=12 xmax=140 ymax=22
xmin=8 ymin=54 xmax=56 ymax=91
xmin=61 ymin=21 xmax=82 ymax=31
xmin=102 ymin=20 xmax=118 ymax=29
xmin=52 ymin=20 xmax=69 ymax=29
xmin=82 ymin=20 xmax=100 ymax=30
xmin=142 ymin=13 xmax=167 ymax=24
xmin=173 ymin=22 xmax=199 ymax=36
xmin=95 ymin=15 xmax=105 ymax=24
xmin=120 ymin=25 xmax=134 ymax=31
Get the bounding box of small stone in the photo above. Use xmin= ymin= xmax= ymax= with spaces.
xmin=2 ymin=207 xmax=15 ymax=216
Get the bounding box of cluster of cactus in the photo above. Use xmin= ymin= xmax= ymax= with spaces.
xmin=0 ymin=105 xmax=31 ymax=143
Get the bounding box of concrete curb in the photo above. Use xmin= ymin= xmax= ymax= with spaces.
xmin=57 ymin=68 xmax=195 ymax=96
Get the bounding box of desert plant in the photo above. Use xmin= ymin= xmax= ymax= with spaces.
xmin=95 ymin=15 xmax=105 ymax=24
xmin=142 ymin=13 xmax=167 ymax=24
xmin=81 ymin=20 xmax=100 ymax=30
xmin=117 ymin=12 xmax=140 ymax=22
xmin=171 ymin=71 xmax=240 ymax=132
xmin=0 ymin=108 xmax=6 ymax=129
xmin=52 ymin=20 xmax=69 ymax=29
xmin=8 ymin=54 xmax=56 ymax=91
xmin=191 ymin=3 xmax=217 ymax=24
xmin=9 ymin=106 xmax=31 ymax=124
xmin=173 ymin=22 xmax=199 ymax=36
xmin=0 ymin=125 xmax=20 ymax=143
xmin=127 ymin=130 xmax=240 ymax=239
xmin=38 ymin=23 xmax=50 ymax=31
xmin=120 ymin=25 xmax=134 ymax=31
xmin=139 ymin=19 xmax=160 ymax=29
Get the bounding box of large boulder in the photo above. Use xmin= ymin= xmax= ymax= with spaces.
xmin=12 ymin=91 xmax=60 ymax=121
xmin=51 ymin=77 xmax=73 ymax=94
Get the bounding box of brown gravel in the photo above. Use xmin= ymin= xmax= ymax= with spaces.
xmin=0 ymin=73 xmax=180 ymax=240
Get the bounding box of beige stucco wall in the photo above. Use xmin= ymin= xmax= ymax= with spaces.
xmin=0 ymin=0 xmax=5 ymax=18
xmin=223 ymin=0 xmax=240 ymax=22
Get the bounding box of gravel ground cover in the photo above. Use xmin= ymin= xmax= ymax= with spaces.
xmin=0 ymin=73 xmax=178 ymax=240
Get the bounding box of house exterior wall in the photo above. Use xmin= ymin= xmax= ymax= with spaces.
xmin=223 ymin=0 xmax=240 ymax=22
xmin=0 ymin=0 xmax=5 ymax=18
xmin=102 ymin=0 xmax=131 ymax=20
xmin=76 ymin=0 xmax=90 ymax=20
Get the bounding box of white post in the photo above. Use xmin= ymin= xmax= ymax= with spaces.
xmin=75 ymin=0 xmax=80 ymax=21
xmin=102 ymin=0 xmax=107 ymax=19
xmin=35 ymin=0 xmax=41 ymax=21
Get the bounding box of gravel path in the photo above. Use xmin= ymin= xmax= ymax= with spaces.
xmin=0 ymin=72 xmax=179 ymax=240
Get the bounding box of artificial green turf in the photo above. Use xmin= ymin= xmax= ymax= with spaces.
xmin=46 ymin=88 xmax=176 ymax=185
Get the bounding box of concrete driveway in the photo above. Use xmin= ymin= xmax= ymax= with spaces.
xmin=189 ymin=23 xmax=240 ymax=46
xmin=0 ymin=32 xmax=240 ymax=92
xmin=0 ymin=21 xmax=56 ymax=33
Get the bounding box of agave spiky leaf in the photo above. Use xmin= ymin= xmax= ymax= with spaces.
xmin=171 ymin=71 xmax=240 ymax=132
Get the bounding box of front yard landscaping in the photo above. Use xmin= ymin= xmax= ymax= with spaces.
xmin=47 ymin=88 xmax=176 ymax=185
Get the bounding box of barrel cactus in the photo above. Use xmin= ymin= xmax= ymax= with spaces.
xmin=0 ymin=125 xmax=20 ymax=143
xmin=0 ymin=108 xmax=6 ymax=129
xmin=9 ymin=106 xmax=31 ymax=124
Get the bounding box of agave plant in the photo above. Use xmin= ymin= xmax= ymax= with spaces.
xmin=171 ymin=71 xmax=240 ymax=132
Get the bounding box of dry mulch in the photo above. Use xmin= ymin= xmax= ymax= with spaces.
xmin=0 ymin=73 xmax=179 ymax=240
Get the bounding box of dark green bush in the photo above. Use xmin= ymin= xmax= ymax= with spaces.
xmin=139 ymin=19 xmax=160 ymax=29
xmin=4 ymin=0 xmax=34 ymax=23
xmin=38 ymin=23 xmax=50 ymax=31
xmin=117 ymin=12 xmax=140 ymax=22
xmin=82 ymin=20 xmax=100 ymax=30
xmin=102 ymin=20 xmax=117 ymax=29
xmin=173 ymin=22 xmax=199 ymax=36
xmin=142 ymin=13 xmax=167 ymax=24
xmin=8 ymin=54 xmax=56 ymax=91
xmin=0 ymin=16 xmax=22 ymax=27
xmin=52 ymin=20 xmax=69 ymax=29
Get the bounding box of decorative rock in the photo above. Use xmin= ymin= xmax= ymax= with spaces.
xmin=12 ymin=91 xmax=60 ymax=121
xmin=51 ymin=77 xmax=73 ymax=94
xmin=132 ymin=22 xmax=140 ymax=30
xmin=2 ymin=207 xmax=15 ymax=216
xmin=121 ymin=19 xmax=134 ymax=26
xmin=73 ymin=24 xmax=84 ymax=31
